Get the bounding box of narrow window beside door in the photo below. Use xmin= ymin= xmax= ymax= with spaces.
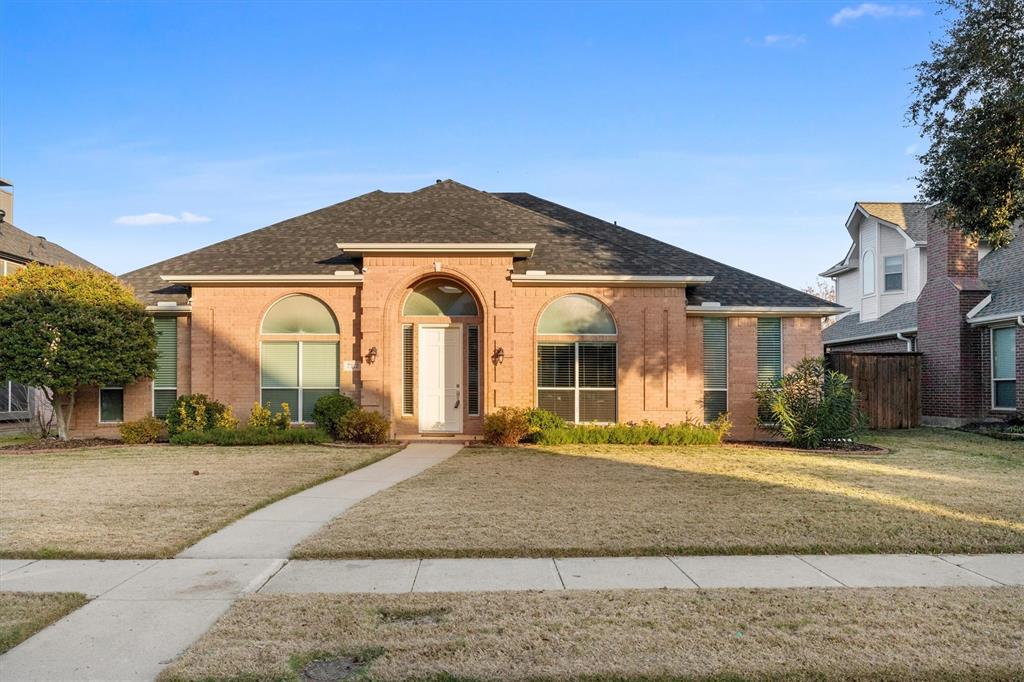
xmin=467 ymin=325 xmax=480 ymax=416
xmin=153 ymin=317 xmax=178 ymax=418
xmin=402 ymin=325 xmax=414 ymax=415
xmin=756 ymin=318 xmax=783 ymax=423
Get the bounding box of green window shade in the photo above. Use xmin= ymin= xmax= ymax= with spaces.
xmin=467 ymin=325 xmax=480 ymax=416
xmin=402 ymin=325 xmax=414 ymax=415
xmin=262 ymin=295 xmax=338 ymax=334
xmin=154 ymin=389 xmax=177 ymax=419
xmin=261 ymin=388 xmax=298 ymax=415
xmin=703 ymin=318 xmax=728 ymax=423
xmin=301 ymin=342 xmax=339 ymax=388
xmin=153 ymin=317 xmax=178 ymax=389
xmin=757 ymin=318 xmax=783 ymax=384
xmin=993 ymin=328 xmax=1016 ymax=379
xmin=538 ymin=295 xmax=616 ymax=335
xmin=262 ymin=342 xmax=299 ymax=387
xmin=100 ymin=388 xmax=124 ymax=422
xmin=301 ymin=389 xmax=338 ymax=422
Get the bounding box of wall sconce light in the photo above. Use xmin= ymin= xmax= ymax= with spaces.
xmin=366 ymin=346 xmax=378 ymax=364
xmin=491 ymin=347 xmax=504 ymax=364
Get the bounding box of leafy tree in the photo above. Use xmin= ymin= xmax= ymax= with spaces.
xmin=0 ymin=264 xmax=157 ymax=440
xmin=908 ymin=0 xmax=1024 ymax=248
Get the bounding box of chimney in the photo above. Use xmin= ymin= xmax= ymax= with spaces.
xmin=917 ymin=210 xmax=990 ymax=426
xmin=0 ymin=178 xmax=12 ymax=225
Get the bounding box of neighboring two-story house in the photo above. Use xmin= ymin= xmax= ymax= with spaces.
xmin=0 ymin=179 xmax=101 ymax=433
xmin=822 ymin=201 xmax=1023 ymax=425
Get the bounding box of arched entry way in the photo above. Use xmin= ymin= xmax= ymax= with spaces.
xmin=399 ymin=277 xmax=483 ymax=433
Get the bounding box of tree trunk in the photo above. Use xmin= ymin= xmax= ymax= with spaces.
xmin=45 ymin=388 xmax=75 ymax=441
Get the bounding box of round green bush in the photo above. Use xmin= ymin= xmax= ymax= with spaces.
xmin=311 ymin=394 xmax=358 ymax=439
xmin=339 ymin=409 xmax=391 ymax=444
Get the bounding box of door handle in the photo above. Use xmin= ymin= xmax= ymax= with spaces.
xmin=454 ymin=385 xmax=460 ymax=409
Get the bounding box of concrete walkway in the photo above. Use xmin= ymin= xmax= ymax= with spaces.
xmin=0 ymin=442 xmax=462 ymax=682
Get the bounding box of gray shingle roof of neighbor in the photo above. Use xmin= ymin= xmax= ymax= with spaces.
xmin=974 ymin=227 xmax=1024 ymax=320
xmin=822 ymin=301 xmax=919 ymax=345
xmin=121 ymin=179 xmax=845 ymax=311
xmin=856 ymin=202 xmax=931 ymax=242
xmin=0 ymin=220 xmax=101 ymax=271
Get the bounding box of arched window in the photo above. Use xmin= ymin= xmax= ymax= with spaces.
xmin=260 ymin=295 xmax=340 ymax=422
xmin=403 ymin=279 xmax=479 ymax=316
xmin=862 ymin=249 xmax=876 ymax=295
xmin=536 ymin=295 xmax=617 ymax=423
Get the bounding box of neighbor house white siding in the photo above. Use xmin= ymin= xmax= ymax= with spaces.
xmin=860 ymin=219 xmax=879 ymax=321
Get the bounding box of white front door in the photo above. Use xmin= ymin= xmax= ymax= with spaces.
xmin=418 ymin=325 xmax=463 ymax=432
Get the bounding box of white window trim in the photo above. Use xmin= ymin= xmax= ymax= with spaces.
xmin=536 ymin=341 xmax=618 ymax=424
xmin=259 ymin=340 xmax=340 ymax=424
xmin=883 ymin=254 xmax=905 ymax=293
xmin=98 ymin=386 xmax=125 ymax=424
xmin=991 ymin=326 xmax=1017 ymax=411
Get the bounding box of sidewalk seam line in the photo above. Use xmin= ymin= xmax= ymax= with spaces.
xmin=552 ymin=558 xmax=566 ymax=589
xmin=794 ymin=555 xmax=848 ymax=587
xmin=666 ymin=556 xmax=701 ymax=588
xmin=409 ymin=559 xmax=423 ymax=593
xmin=96 ymin=559 xmax=164 ymax=598
xmin=934 ymin=555 xmax=1006 ymax=586
xmin=252 ymin=559 xmax=291 ymax=594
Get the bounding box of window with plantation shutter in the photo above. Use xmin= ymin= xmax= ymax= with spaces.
xmin=467 ymin=325 xmax=480 ymax=416
xmin=402 ymin=325 xmax=414 ymax=415
xmin=756 ymin=318 xmax=783 ymax=423
xmin=153 ymin=317 xmax=178 ymax=418
xmin=702 ymin=318 xmax=727 ymax=423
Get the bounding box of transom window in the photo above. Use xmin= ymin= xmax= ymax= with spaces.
xmin=992 ymin=327 xmax=1017 ymax=410
xmin=536 ymin=295 xmax=617 ymax=423
xmin=403 ymin=279 xmax=478 ymax=316
xmin=260 ymin=295 xmax=340 ymax=421
xmin=884 ymin=255 xmax=904 ymax=292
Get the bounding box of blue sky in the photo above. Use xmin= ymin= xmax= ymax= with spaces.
xmin=1 ymin=1 xmax=942 ymax=288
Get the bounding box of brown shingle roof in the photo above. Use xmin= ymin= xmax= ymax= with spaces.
xmin=0 ymin=221 xmax=100 ymax=270
xmin=856 ymin=202 xmax=930 ymax=242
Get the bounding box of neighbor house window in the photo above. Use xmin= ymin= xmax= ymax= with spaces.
xmin=1 ymin=380 xmax=29 ymax=417
xmin=862 ymin=250 xmax=876 ymax=295
xmin=884 ymin=255 xmax=904 ymax=292
xmin=703 ymin=318 xmax=728 ymax=423
xmin=99 ymin=387 xmax=124 ymax=423
xmin=536 ymin=295 xmax=617 ymax=423
xmin=260 ymin=295 xmax=340 ymax=422
xmin=992 ymin=327 xmax=1017 ymax=410
xmin=756 ymin=317 xmax=783 ymax=423
xmin=153 ymin=317 xmax=178 ymax=418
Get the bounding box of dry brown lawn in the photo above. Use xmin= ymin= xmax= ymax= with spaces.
xmin=0 ymin=444 xmax=396 ymax=559
xmin=0 ymin=592 xmax=88 ymax=654
xmin=161 ymin=587 xmax=1024 ymax=681
xmin=295 ymin=429 xmax=1024 ymax=558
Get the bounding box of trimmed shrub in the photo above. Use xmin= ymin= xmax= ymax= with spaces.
xmin=338 ymin=409 xmax=391 ymax=444
xmin=272 ymin=403 xmax=292 ymax=430
xmin=525 ymin=407 xmax=566 ymax=433
xmin=483 ymin=407 xmax=532 ymax=446
xmin=754 ymin=357 xmax=865 ymax=449
xmin=165 ymin=394 xmax=228 ymax=436
xmin=248 ymin=403 xmax=272 ymax=429
xmin=533 ymin=416 xmax=729 ymax=447
xmin=311 ymin=394 xmax=358 ymax=439
xmin=119 ymin=416 xmax=164 ymax=444
xmin=169 ymin=427 xmax=330 ymax=446
xmin=213 ymin=405 xmax=239 ymax=431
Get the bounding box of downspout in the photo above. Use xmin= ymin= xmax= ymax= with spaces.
xmin=896 ymin=332 xmax=914 ymax=352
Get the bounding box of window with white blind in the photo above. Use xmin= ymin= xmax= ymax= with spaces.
xmin=260 ymin=295 xmax=340 ymax=422
xmin=537 ymin=342 xmax=617 ymax=423
xmin=153 ymin=317 xmax=178 ymax=418
xmin=756 ymin=317 xmax=783 ymax=423
xmin=703 ymin=318 xmax=728 ymax=423
xmin=992 ymin=327 xmax=1017 ymax=410
xmin=536 ymin=295 xmax=617 ymax=423
xmin=884 ymin=255 xmax=904 ymax=292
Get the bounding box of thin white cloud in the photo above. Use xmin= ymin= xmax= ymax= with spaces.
xmin=904 ymin=143 xmax=919 ymax=156
xmin=757 ymin=34 xmax=807 ymax=48
xmin=115 ymin=211 xmax=211 ymax=226
xmin=831 ymin=3 xmax=923 ymax=26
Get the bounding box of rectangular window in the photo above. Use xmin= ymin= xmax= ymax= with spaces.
xmin=703 ymin=318 xmax=728 ymax=423
xmin=537 ymin=342 xmax=616 ymax=423
xmin=402 ymin=325 xmax=414 ymax=415
xmin=261 ymin=341 xmax=339 ymax=422
xmin=756 ymin=318 xmax=783 ymax=423
xmin=153 ymin=317 xmax=178 ymax=418
xmin=1 ymin=380 xmax=30 ymax=416
xmin=467 ymin=325 xmax=480 ymax=416
xmin=99 ymin=387 xmax=124 ymax=423
xmin=992 ymin=327 xmax=1017 ymax=409
xmin=884 ymin=255 xmax=904 ymax=291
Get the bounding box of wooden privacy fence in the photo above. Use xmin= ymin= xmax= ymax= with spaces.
xmin=827 ymin=352 xmax=922 ymax=429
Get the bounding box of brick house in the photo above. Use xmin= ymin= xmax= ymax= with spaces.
xmin=69 ymin=180 xmax=840 ymax=440
xmin=822 ymin=202 xmax=1023 ymax=425
xmin=0 ymin=178 xmax=102 ymax=433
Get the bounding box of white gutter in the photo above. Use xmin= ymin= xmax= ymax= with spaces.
xmin=968 ymin=310 xmax=1024 ymax=327
xmin=823 ymin=327 xmax=917 ymax=345
xmin=337 ymin=242 xmax=537 ymax=257
xmin=145 ymin=304 xmax=191 ymax=313
xmin=965 ymin=294 xmax=992 ymax=321
xmin=690 ymin=304 xmax=848 ymax=317
xmin=510 ymin=273 xmax=713 ymax=287
xmin=896 ymin=332 xmax=914 ymax=352
xmin=160 ymin=273 xmax=364 ymax=284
